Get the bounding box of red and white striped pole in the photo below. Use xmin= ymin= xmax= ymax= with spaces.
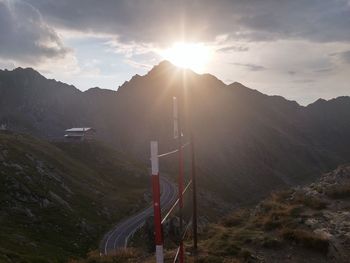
xmin=150 ymin=141 xmax=164 ymax=263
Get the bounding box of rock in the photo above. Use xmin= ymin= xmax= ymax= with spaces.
xmin=47 ymin=171 xmax=63 ymax=183
xmin=314 ymin=228 xmax=333 ymax=239
xmin=80 ymin=219 xmax=94 ymax=233
xmin=61 ymin=183 xmax=73 ymax=194
xmin=36 ymin=160 xmax=45 ymax=175
xmin=2 ymin=149 xmax=8 ymax=158
xmin=305 ymin=218 xmax=319 ymax=228
xmin=49 ymin=191 xmax=73 ymax=211
xmin=41 ymin=198 xmax=51 ymax=208
xmin=25 ymin=153 xmax=35 ymax=161
xmin=25 ymin=208 xmax=35 ymax=218
xmin=10 ymin=163 xmax=23 ymax=171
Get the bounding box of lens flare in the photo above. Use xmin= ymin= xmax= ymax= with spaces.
xmin=161 ymin=42 xmax=211 ymax=72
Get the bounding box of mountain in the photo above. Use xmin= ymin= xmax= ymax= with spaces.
xmin=0 ymin=68 xmax=119 ymax=141
xmin=0 ymin=131 xmax=148 ymax=262
xmin=1 ymin=62 xmax=350 ymax=203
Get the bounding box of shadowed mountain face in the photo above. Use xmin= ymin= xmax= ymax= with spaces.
xmin=1 ymin=61 xmax=350 ymax=202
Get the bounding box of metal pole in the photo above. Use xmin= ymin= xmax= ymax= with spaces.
xmin=150 ymin=141 xmax=164 ymax=263
xmin=174 ymin=97 xmax=185 ymax=263
xmin=190 ymin=132 xmax=198 ymax=254
xmin=178 ymin=140 xmax=185 ymax=263
xmin=187 ymin=83 xmax=198 ymax=256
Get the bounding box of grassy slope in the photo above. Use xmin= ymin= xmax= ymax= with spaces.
xmin=195 ymin=165 xmax=350 ymax=263
xmin=0 ymin=132 xmax=148 ymax=262
xmin=65 ymin=167 xmax=350 ymax=263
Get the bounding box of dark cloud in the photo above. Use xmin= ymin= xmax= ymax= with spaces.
xmin=236 ymin=0 xmax=350 ymax=42
xmin=232 ymin=63 xmax=266 ymax=71
xmin=340 ymin=50 xmax=350 ymax=63
xmin=0 ymin=0 xmax=69 ymax=64
xmin=26 ymin=0 xmax=350 ymax=44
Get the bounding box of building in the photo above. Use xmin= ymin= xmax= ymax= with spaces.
xmin=64 ymin=127 xmax=96 ymax=141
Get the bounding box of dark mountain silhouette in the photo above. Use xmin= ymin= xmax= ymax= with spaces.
xmin=1 ymin=61 xmax=350 ymax=202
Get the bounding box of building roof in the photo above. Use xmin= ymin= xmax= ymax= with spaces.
xmin=65 ymin=127 xmax=94 ymax=132
xmin=64 ymin=134 xmax=84 ymax=137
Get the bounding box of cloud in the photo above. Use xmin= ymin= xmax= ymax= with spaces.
xmin=0 ymin=0 xmax=348 ymax=105
xmin=292 ymin=79 xmax=316 ymax=83
xmin=314 ymin=67 xmax=334 ymax=73
xmin=216 ymin=46 xmax=249 ymax=53
xmin=232 ymin=63 xmax=266 ymax=71
xmin=124 ymin=59 xmax=153 ymax=70
xmin=26 ymin=0 xmax=350 ymax=44
xmin=0 ymin=0 xmax=70 ymax=64
xmin=105 ymin=38 xmax=156 ymax=58
xmin=328 ymin=49 xmax=350 ymax=65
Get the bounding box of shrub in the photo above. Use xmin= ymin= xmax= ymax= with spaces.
xmin=222 ymin=210 xmax=249 ymax=227
xmin=257 ymin=203 xmax=302 ymax=231
xmin=295 ymin=195 xmax=327 ymax=210
xmin=261 ymin=236 xmax=283 ymax=249
xmin=198 ymin=255 xmax=241 ymax=263
xmin=263 ymin=218 xmax=282 ymax=231
xmin=325 ymin=184 xmax=350 ymax=199
xmin=280 ymin=229 xmax=329 ymax=253
xmin=197 ymin=255 xmax=223 ymax=263
xmin=271 ymin=190 xmax=294 ymax=203
xmin=69 ymin=249 xmax=143 ymax=263
xmin=239 ymin=249 xmax=251 ymax=260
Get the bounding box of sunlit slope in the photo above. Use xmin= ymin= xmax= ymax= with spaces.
xmin=0 ymin=131 xmax=148 ymax=262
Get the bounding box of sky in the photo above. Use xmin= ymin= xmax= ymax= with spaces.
xmin=0 ymin=0 xmax=350 ymax=105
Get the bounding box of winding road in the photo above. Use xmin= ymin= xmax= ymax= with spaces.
xmin=100 ymin=176 xmax=177 ymax=255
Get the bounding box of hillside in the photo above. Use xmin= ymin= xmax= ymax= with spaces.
xmin=67 ymin=165 xmax=350 ymax=262
xmin=1 ymin=62 xmax=350 ymax=204
xmin=196 ymin=164 xmax=350 ymax=263
xmin=0 ymin=131 xmax=148 ymax=262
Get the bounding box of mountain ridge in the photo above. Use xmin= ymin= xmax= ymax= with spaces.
xmin=1 ymin=62 xmax=350 ymax=203
xmin=4 ymin=63 xmax=348 ymax=107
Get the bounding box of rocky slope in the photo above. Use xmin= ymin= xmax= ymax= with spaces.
xmin=197 ymin=164 xmax=350 ymax=262
xmin=0 ymin=131 xmax=148 ymax=262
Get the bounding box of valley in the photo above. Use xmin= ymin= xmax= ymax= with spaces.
xmin=1 ymin=62 xmax=350 ymax=262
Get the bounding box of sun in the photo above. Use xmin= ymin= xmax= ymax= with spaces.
xmin=161 ymin=42 xmax=211 ymax=72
